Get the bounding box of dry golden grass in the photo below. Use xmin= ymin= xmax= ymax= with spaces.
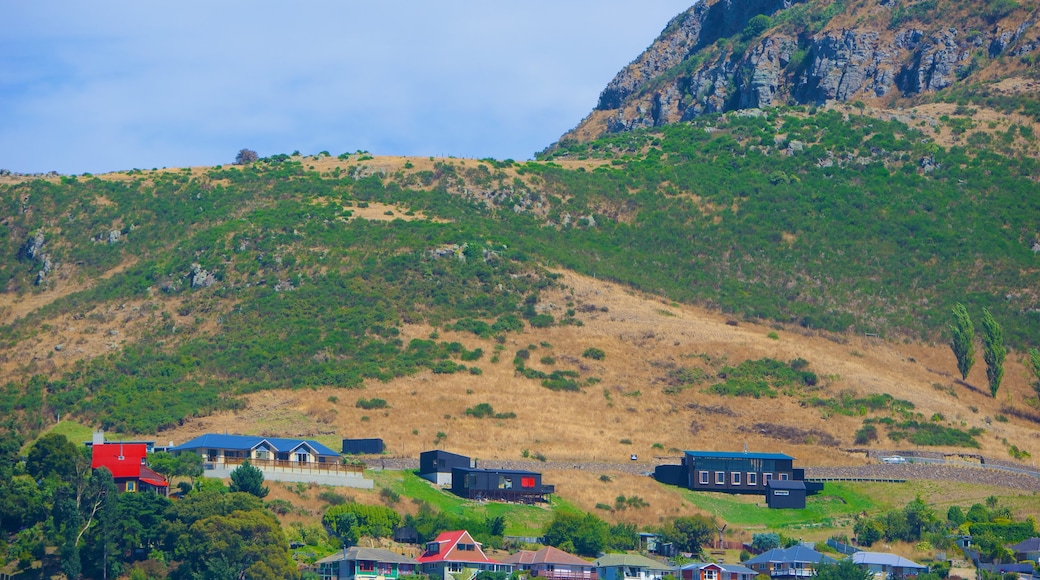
xmin=153 ymin=268 xmax=1040 ymax=472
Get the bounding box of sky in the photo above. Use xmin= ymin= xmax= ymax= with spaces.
xmin=1 ymin=2 xmax=693 ymax=175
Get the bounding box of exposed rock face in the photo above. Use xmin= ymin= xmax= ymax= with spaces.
xmin=559 ymin=0 xmax=1040 ymax=144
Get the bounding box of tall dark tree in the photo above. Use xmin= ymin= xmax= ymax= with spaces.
xmin=172 ymin=510 xmax=297 ymax=580
xmin=228 ymin=460 xmax=268 ymax=498
xmin=1028 ymin=348 xmax=1040 ymax=401
xmin=949 ymin=303 xmax=975 ymax=380
xmin=980 ymin=308 xmax=1006 ymax=398
xmin=235 ymin=148 xmax=259 ymax=165
xmin=25 ymin=432 xmax=79 ymax=482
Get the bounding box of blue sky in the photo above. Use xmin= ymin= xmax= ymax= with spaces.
xmin=1 ymin=2 xmax=691 ymax=175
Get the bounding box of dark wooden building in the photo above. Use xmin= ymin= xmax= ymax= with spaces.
xmin=765 ymin=479 xmax=807 ymax=509
xmin=450 ymin=467 xmax=554 ymax=503
xmin=419 ymin=450 xmax=472 ymax=485
xmin=342 ymin=438 xmax=385 ymax=455
xmin=655 ymin=450 xmax=821 ymax=497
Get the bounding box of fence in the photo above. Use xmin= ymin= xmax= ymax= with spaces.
xmin=220 ymin=457 xmax=365 ymax=476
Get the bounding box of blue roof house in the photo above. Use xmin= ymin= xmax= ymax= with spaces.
xmin=170 ymin=433 xmax=373 ymax=488
xmin=851 ymin=552 xmax=928 ymax=579
xmin=745 ymin=546 xmax=837 ymax=578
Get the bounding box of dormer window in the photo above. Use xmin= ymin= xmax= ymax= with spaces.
xmin=426 ymin=542 xmax=440 ymax=553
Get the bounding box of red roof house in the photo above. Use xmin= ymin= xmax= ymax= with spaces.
xmin=501 ymin=546 xmax=596 ymax=580
xmin=91 ymin=443 xmax=168 ymax=495
xmin=416 ymin=530 xmax=511 ymax=580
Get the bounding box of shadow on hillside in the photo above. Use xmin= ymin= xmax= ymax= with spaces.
xmin=954 ymin=379 xmax=988 ymax=397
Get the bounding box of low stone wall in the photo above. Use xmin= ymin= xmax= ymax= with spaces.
xmin=205 ymin=465 xmax=374 ymax=489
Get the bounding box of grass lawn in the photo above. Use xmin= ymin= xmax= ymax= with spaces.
xmin=24 ymin=420 xmax=96 ymax=452
xmin=367 ymin=469 xmax=555 ymax=536
xmin=679 ymin=483 xmax=878 ymax=533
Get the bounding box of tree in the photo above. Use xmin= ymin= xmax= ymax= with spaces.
xmin=853 ymin=518 xmax=883 ymax=547
xmin=660 ymin=515 xmax=715 ymax=557
xmin=1028 ymin=348 xmax=1040 ymax=400
xmin=25 ymin=432 xmax=80 ymax=482
xmin=228 ymin=460 xmax=268 ymax=498
xmin=814 ymin=558 xmax=872 ymax=580
xmin=172 ymin=509 xmax=297 ymax=580
xmin=752 ymin=532 xmax=780 ymax=551
xmin=949 ymin=303 xmax=975 ymax=380
xmin=979 ymin=308 xmax=1006 ymax=397
xmin=235 ymin=148 xmax=259 ymax=165
xmin=543 ymin=511 xmax=609 ymax=557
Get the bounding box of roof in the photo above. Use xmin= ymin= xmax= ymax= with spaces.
xmin=138 ymin=466 xmax=170 ymax=488
xmin=168 ymin=434 xmax=340 ymax=456
xmin=501 ymin=547 xmax=592 ymax=567
xmin=767 ymin=480 xmax=807 ymax=490
xmin=91 ymin=443 xmax=149 ymax=478
xmin=745 ymin=546 xmax=837 ymax=566
xmin=685 ymin=450 xmax=795 ymax=461
xmin=452 ymin=466 xmax=541 ymax=476
xmin=594 ymin=554 xmax=675 ymax=571
xmin=680 ymin=563 xmax=757 ymax=576
xmin=317 ymin=547 xmax=418 ymax=565
xmin=416 ymin=530 xmax=499 ymax=565
xmin=852 ymin=553 xmax=927 ymax=570
xmin=1010 ymin=537 xmax=1040 ymax=552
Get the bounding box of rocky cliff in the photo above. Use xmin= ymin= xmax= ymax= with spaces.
xmin=559 ymin=0 xmax=1040 ymax=143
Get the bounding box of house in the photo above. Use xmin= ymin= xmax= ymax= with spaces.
xmin=1010 ymin=538 xmax=1040 ymax=563
xmin=593 ymin=553 xmax=676 ymax=580
xmin=851 ymin=552 xmax=928 ymax=579
xmin=668 ymin=450 xmax=822 ymax=496
xmin=416 ymin=530 xmax=511 ymax=580
xmin=766 ymin=480 xmax=807 ymax=509
xmin=680 ymin=562 xmax=757 ymax=580
xmin=168 ymin=433 xmax=372 ymax=488
xmin=744 ymin=545 xmax=837 ymax=578
xmin=450 ymin=467 xmax=554 ymax=503
xmin=90 ymin=443 xmax=169 ymax=495
xmin=342 ymin=438 xmax=385 ymax=455
xmin=501 ymin=546 xmax=596 ymax=580
xmin=315 ymin=546 xmax=418 ymax=580
xmin=419 ymin=450 xmax=473 ymax=486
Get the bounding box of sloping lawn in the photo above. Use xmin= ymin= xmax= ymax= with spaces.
xmin=679 ymin=483 xmax=879 ymax=530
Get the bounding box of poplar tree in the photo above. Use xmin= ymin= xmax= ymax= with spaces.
xmin=949 ymin=303 xmax=975 ymax=380
xmin=979 ymin=308 xmax=1005 ymax=398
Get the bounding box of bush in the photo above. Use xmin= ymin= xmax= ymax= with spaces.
xmin=582 ymin=347 xmax=606 ymax=360
xmin=356 ymin=398 xmax=388 ymax=410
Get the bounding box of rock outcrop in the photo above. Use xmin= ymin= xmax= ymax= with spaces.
xmin=559 ymin=0 xmax=1040 ymax=144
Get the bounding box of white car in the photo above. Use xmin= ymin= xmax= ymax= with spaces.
xmin=881 ymin=455 xmax=907 ymax=464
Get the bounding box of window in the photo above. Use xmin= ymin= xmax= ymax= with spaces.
xmin=296 ymin=452 xmax=309 ymax=463
xmin=747 ymin=472 xmax=757 ymax=486
xmin=449 ymin=563 xmax=464 ymax=572
xmin=715 ymin=471 xmax=725 ymax=485
xmin=359 ymin=561 xmax=375 ymax=572
xmin=126 ymin=480 xmax=137 ymax=492
xmin=779 ymin=473 xmax=789 ymax=480
xmin=256 ymin=450 xmax=269 ymax=460
xmin=498 ymin=476 xmax=513 ymax=489
xmin=704 ymin=570 xmax=718 ymax=580
xmin=763 ymin=473 xmax=773 ymax=482
xmin=699 ymin=471 xmax=709 ymax=485
xmin=731 ymin=472 xmax=741 ymax=485
xmin=521 ymin=477 xmax=535 ymax=488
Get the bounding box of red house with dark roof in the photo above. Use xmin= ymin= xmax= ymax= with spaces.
xmin=416 ymin=530 xmax=511 ymax=580
xmin=91 ymin=443 xmax=168 ymax=495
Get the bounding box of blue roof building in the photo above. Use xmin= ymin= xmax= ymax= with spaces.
xmin=170 ymin=433 xmax=373 ymax=489
xmin=745 ymin=546 xmax=837 ymax=578
xmin=851 ymin=552 xmax=927 ymax=579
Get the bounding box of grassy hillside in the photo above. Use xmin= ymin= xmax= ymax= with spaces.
xmin=1 ymin=105 xmax=1039 ymax=468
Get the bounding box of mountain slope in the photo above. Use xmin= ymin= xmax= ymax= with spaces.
xmin=558 ymin=0 xmax=1040 ymax=144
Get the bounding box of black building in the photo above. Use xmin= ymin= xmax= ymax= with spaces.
xmin=418 ymin=449 xmax=472 ymax=485
xmin=766 ymin=479 xmax=807 ymax=509
xmin=342 ymin=438 xmax=385 ymax=455
xmin=450 ymin=467 xmax=554 ymax=503
xmin=655 ymin=450 xmax=822 ymax=497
